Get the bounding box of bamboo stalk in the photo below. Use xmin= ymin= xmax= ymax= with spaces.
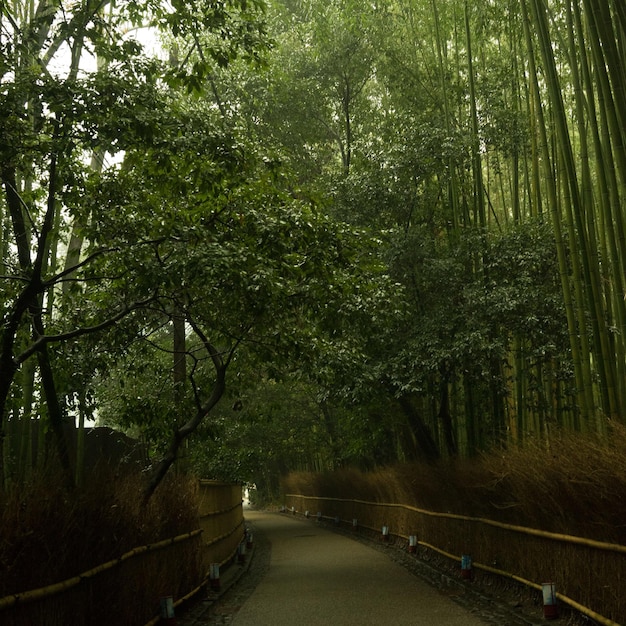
xmin=520 ymin=0 xmax=591 ymax=425
xmin=531 ymin=0 xmax=607 ymax=431
xmin=574 ymin=0 xmax=626 ymax=420
xmin=431 ymin=0 xmax=460 ymax=233
xmin=464 ymin=0 xmax=486 ymax=230
xmin=565 ymin=0 xmax=618 ymax=424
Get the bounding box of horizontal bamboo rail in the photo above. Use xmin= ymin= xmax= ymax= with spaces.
xmin=142 ymin=484 xmax=246 ymax=626
xmin=1 ymin=481 xmax=244 ymax=626
xmin=285 ymin=494 xmax=626 ymax=554
xmin=205 ymin=518 xmax=245 ymax=548
xmin=411 ymin=538 xmax=620 ymax=626
xmin=284 ymin=494 xmax=624 ymax=626
xmin=199 ymin=500 xmax=242 ymax=519
xmin=143 ymin=524 xmax=245 ymax=626
xmin=0 ymin=529 xmax=203 ymax=611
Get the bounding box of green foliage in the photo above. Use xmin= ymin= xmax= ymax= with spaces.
xmin=384 ymin=219 xmax=570 ymax=389
xmin=0 ymin=0 xmax=294 ymax=492
xmin=187 ymin=376 xmax=326 ymax=483
xmin=3 ymin=0 xmax=619 ymax=495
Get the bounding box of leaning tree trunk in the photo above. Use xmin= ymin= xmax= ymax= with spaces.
xmin=143 ymin=324 xmax=229 ymax=504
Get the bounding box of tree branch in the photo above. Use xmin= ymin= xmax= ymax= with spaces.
xmin=15 ymin=293 xmax=157 ymax=365
xmin=142 ymin=319 xmax=244 ymax=503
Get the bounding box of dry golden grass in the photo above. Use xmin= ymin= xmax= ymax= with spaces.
xmin=479 ymin=425 xmax=626 ymax=542
xmin=0 ymin=469 xmax=200 ymax=599
xmin=283 ymin=425 xmax=626 ymax=543
xmin=282 ymin=426 xmax=626 ymax=624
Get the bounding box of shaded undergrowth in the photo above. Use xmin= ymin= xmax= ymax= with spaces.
xmin=283 ymin=427 xmax=626 ymax=624
xmin=282 ymin=424 xmax=626 ymax=544
xmin=0 ymin=467 xmax=200 ymax=598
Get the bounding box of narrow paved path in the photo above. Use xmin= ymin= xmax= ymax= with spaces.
xmin=229 ymin=511 xmax=490 ymax=625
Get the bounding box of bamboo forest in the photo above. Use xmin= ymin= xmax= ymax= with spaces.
xmin=2 ymin=0 xmax=626 ymax=492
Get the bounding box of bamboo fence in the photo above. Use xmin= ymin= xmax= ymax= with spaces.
xmin=283 ymin=494 xmax=625 ymax=626
xmin=0 ymin=481 xmax=244 ymax=626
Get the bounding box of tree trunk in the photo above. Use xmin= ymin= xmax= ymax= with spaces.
xmin=438 ymin=372 xmax=457 ymax=457
xmin=143 ymin=326 xmax=228 ymax=503
xmin=397 ymin=394 xmax=440 ymax=461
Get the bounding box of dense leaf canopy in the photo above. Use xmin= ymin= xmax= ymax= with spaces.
xmin=2 ymin=0 xmax=625 ymax=496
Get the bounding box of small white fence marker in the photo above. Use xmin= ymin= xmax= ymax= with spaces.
xmin=209 ymin=563 xmax=220 ymax=591
xmin=461 ymin=554 xmax=472 ymax=580
xmin=160 ymin=595 xmax=176 ymax=625
xmin=542 ymin=582 xmax=559 ymax=620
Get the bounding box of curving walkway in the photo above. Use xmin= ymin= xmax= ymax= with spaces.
xmin=228 ymin=510 xmax=491 ymax=625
